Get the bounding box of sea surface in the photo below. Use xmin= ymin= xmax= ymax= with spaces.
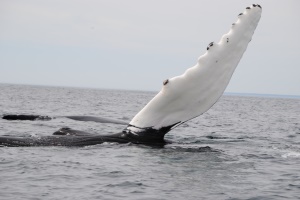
xmin=0 ymin=84 xmax=299 ymax=200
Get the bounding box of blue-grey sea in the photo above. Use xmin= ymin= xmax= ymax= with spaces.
xmin=0 ymin=84 xmax=299 ymax=200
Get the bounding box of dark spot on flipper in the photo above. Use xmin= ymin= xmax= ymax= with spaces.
xmin=163 ymin=79 xmax=169 ymax=85
xmin=253 ymin=4 xmax=257 ymax=7
xmin=246 ymin=7 xmax=251 ymax=9
xmin=227 ymin=38 xmax=229 ymax=43
xmin=257 ymin=4 xmax=261 ymax=9
xmin=238 ymin=13 xmax=243 ymax=16
xmin=207 ymin=42 xmax=214 ymax=50
xmin=232 ymin=23 xmax=235 ymax=26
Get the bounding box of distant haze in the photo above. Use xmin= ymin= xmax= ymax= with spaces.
xmin=1 ymin=0 xmax=299 ymax=96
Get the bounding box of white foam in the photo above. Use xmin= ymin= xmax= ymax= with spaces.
xmin=282 ymin=152 xmax=300 ymax=158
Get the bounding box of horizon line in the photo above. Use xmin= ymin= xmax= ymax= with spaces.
xmin=1 ymin=82 xmax=300 ymax=99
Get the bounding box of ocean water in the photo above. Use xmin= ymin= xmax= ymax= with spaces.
xmin=0 ymin=84 xmax=299 ymax=200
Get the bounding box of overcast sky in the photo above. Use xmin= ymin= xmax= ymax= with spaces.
xmin=1 ymin=0 xmax=299 ymax=96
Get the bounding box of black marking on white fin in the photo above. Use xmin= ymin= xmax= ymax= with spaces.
xmin=252 ymin=4 xmax=262 ymax=9
xmin=163 ymin=79 xmax=169 ymax=85
xmin=125 ymin=122 xmax=180 ymax=139
xmin=207 ymin=42 xmax=214 ymax=50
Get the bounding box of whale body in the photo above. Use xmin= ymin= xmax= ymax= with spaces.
xmin=0 ymin=4 xmax=262 ymax=147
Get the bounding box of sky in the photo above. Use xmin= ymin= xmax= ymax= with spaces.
xmin=0 ymin=0 xmax=299 ymax=96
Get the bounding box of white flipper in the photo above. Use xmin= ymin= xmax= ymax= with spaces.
xmin=127 ymin=5 xmax=262 ymax=135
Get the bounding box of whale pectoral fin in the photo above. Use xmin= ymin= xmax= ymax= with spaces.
xmin=65 ymin=116 xmax=128 ymax=125
xmin=53 ymin=128 xmax=96 ymax=136
xmin=126 ymin=5 xmax=262 ymax=136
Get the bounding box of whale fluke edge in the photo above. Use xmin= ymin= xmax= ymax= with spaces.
xmin=0 ymin=5 xmax=262 ymax=147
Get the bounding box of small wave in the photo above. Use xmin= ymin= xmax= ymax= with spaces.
xmin=205 ymin=135 xmax=228 ymax=139
xmin=282 ymin=152 xmax=300 ymax=158
xmin=165 ymin=145 xmax=220 ymax=153
xmin=29 ymin=133 xmax=41 ymax=139
xmin=106 ymin=181 xmax=145 ymax=187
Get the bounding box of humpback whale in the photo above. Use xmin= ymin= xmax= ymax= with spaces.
xmin=0 ymin=4 xmax=262 ymax=147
